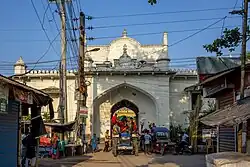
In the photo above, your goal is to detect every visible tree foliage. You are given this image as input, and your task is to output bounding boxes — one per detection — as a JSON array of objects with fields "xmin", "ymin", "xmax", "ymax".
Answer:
[
  {"xmin": 203, "ymin": 28, "xmax": 243, "ymax": 56},
  {"xmin": 203, "ymin": 9, "xmax": 250, "ymax": 56},
  {"xmin": 148, "ymin": 0, "xmax": 157, "ymax": 5},
  {"xmin": 42, "ymin": 111, "xmax": 51, "ymax": 123}
]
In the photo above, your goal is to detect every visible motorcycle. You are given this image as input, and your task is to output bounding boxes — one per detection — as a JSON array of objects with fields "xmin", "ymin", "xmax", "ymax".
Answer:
[
  {"xmin": 179, "ymin": 144, "xmax": 192, "ymax": 155},
  {"xmin": 173, "ymin": 141, "xmax": 192, "ymax": 155}
]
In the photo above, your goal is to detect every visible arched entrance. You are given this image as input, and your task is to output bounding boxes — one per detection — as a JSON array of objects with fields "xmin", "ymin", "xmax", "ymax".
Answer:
[
  {"xmin": 110, "ymin": 99, "xmax": 139, "ymax": 136},
  {"xmin": 92, "ymin": 82, "xmax": 158, "ymax": 138}
]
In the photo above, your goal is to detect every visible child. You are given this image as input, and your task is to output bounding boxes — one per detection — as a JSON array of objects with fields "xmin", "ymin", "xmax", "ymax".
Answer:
[{"xmin": 144, "ymin": 130, "xmax": 151, "ymax": 154}]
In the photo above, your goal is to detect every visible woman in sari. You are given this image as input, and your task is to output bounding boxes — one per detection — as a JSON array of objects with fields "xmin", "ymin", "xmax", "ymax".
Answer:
[{"xmin": 91, "ymin": 133, "xmax": 98, "ymax": 153}]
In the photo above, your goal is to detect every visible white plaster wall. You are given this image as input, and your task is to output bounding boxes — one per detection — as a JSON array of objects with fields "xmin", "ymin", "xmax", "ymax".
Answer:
[
  {"xmin": 89, "ymin": 75, "xmax": 170, "ymax": 129},
  {"xmin": 99, "ymin": 102, "xmax": 111, "ymax": 137},
  {"xmin": 169, "ymin": 78, "xmax": 198, "ymax": 128},
  {"xmin": 17, "ymin": 77, "xmax": 77, "ymax": 122}
]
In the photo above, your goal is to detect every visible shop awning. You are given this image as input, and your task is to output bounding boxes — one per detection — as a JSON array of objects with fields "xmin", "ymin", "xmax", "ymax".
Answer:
[
  {"xmin": 200, "ymin": 97, "xmax": 250, "ymax": 126},
  {"xmin": 44, "ymin": 121, "xmax": 76, "ymax": 132},
  {"xmin": 0, "ymin": 74, "xmax": 53, "ymax": 106}
]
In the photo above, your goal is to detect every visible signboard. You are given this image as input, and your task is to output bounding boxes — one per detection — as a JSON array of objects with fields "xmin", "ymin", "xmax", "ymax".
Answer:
[
  {"xmin": 115, "ymin": 107, "xmax": 136, "ymax": 118},
  {"xmin": 79, "ymin": 106, "xmax": 88, "ymax": 117}
]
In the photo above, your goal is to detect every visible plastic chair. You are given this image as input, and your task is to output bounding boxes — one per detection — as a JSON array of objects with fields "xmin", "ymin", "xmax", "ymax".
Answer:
[
  {"xmin": 206, "ymin": 138, "xmax": 214, "ymax": 154},
  {"xmin": 59, "ymin": 141, "xmax": 66, "ymax": 157}
]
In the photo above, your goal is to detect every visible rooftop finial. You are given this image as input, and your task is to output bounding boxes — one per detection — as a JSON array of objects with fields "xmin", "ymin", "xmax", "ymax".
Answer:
[
  {"xmin": 122, "ymin": 29, "xmax": 127, "ymax": 37},
  {"xmin": 15, "ymin": 56, "xmax": 25, "ymax": 65}
]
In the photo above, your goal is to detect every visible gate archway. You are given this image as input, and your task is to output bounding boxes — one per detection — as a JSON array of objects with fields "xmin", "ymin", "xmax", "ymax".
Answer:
[
  {"xmin": 92, "ymin": 82, "xmax": 158, "ymax": 137},
  {"xmin": 110, "ymin": 99, "xmax": 139, "ymax": 137}
]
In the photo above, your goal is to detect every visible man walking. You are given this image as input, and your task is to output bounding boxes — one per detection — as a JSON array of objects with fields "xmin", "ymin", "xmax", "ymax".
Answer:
[{"xmin": 22, "ymin": 132, "xmax": 37, "ymax": 167}]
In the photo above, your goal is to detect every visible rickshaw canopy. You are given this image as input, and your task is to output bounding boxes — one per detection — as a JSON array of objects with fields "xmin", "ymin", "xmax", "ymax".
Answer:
[{"xmin": 152, "ymin": 127, "xmax": 169, "ymax": 133}]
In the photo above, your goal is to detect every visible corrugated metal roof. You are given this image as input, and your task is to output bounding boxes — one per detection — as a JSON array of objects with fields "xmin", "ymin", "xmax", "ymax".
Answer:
[
  {"xmin": 0, "ymin": 74, "xmax": 52, "ymax": 105},
  {"xmin": 200, "ymin": 96, "xmax": 250, "ymax": 126},
  {"xmin": 196, "ymin": 57, "xmax": 240, "ymax": 75}
]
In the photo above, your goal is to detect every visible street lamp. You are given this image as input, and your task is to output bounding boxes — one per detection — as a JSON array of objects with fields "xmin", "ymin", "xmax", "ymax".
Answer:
[{"xmin": 86, "ymin": 48, "xmax": 100, "ymax": 53}]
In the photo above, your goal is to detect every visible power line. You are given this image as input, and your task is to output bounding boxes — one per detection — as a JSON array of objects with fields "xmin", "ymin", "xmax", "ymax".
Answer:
[
  {"xmin": 0, "ymin": 17, "xmax": 240, "ymax": 33},
  {"xmin": 0, "ymin": 25, "xmax": 240, "ymax": 42},
  {"xmin": 30, "ymin": 0, "xmax": 60, "ymax": 57},
  {"xmin": 86, "ymin": 7, "xmax": 242, "ymax": 19},
  {"xmin": 10, "ymin": 32, "xmax": 61, "ymax": 77},
  {"xmin": 168, "ymin": 17, "xmax": 227, "ymax": 47},
  {"xmin": 87, "ymin": 25, "xmax": 240, "ymax": 40},
  {"xmin": 88, "ymin": 16, "xmax": 240, "ymax": 30},
  {"xmin": 13, "ymin": 0, "xmax": 63, "ymax": 77},
  {"xmin": 0, "ymin": 29, "xmax": 47, "ymax": 32},
  {"xmin": 0, "ymin": 53, "xmax": 240, "ymax": 66}
]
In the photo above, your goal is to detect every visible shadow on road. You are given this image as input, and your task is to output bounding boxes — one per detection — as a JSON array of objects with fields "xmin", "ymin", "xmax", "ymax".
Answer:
[
  {"xmin": 136, "ymin": 154, "xmax": 206, "ymax": 167},
  {"xmin": 39, "ymin": 155, "xmax": 93, "ymax": 167}
]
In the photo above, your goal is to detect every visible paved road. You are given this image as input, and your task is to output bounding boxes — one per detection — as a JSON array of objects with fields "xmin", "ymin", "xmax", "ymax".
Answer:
[{"xmin": 39, "ymin": 152, "xmax": 206, "ymax": 167}]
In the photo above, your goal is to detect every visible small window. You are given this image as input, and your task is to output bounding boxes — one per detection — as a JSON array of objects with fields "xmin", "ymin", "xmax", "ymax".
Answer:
[
  {"xmin": 156, "ymin": 132, "xmax": 168, "ymax": 138},
  {"xmin": 0, "ymin": 98, "xmax": 8, "ymax": 113}
]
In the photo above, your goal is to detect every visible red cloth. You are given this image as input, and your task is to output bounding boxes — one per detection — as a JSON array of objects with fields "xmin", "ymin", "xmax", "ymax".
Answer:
[
  {"xmin": 133, "ymin": 122, "xmax": 137, "ymax": 131},
  {"xmin": 119, "ymin": 121, "xmax": 127, "ymax": 132},
  {"xmin": 40, "ymin": 137, "xmax": 51, "ymax": 146},
  {"xmin": 111, "ymin": 115, "xmax": 117, "ymax": 125}
]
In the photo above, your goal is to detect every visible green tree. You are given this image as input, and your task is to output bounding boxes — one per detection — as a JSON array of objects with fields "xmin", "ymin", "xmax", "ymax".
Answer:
[
  {"xmin": 23, "ymin": 114, "xmax": 31, "ymax": 121},
  {"xmin": 42, "ymin": 111, "xmax": 51, "ymax": 123},
  {"xmin": 203, "ymin": 10, "xmax": 250, "ymax": 56},
  {"xmin": 247, "ymin": 52, "xmax": 250, "ymax": 60},
  {"xmin": 148, "ymin": 0, "xmax": 157, "ymax": 5}
]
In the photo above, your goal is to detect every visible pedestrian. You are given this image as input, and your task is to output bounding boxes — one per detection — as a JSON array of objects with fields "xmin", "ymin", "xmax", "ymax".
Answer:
[
  {"xmin": 51, "ymin": 133, "xmax": 60, "ymax": 159},
  {"xmin": 103, "ymin": 130, "xmax": 109, "ymax": 152},
  {"xmin": 21, "ymin": 128, "xmax": 29, "ymax": 167},
  {"xmin": 22, "ymin": 132, "xmax": 37, "ymax": 167},
  {"xmin": 144, "ymin": 130, "xmax": 151, "ymax": 154},
  {"xmin": 91, "ymin": 133, "xmax": 98, "ymax": 153}
]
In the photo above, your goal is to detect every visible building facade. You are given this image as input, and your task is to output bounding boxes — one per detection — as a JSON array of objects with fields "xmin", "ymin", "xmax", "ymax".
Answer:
[{"xmin": 13, "ymin": 30, "xmax": 198, "ymax": 137}]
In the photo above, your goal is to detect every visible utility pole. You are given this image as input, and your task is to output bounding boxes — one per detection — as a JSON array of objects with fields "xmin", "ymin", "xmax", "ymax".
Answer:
[
  {"xmin": 75, "ymin": 11, "xmax": 87, "ymax": 150},
  {"xmin": 59, "ymin": 0, "xmax": 68, "ymax": 124},
  {"xmin": 240, "ymin": 0, "xmax": 248, "ymax": 153},
  {"xmin": 79, "ymin": 12, "xmax": 86, "ymax": 104}
]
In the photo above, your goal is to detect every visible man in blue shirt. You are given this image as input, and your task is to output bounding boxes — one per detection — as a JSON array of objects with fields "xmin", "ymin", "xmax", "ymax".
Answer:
[{"xmin": 144, "ymin": 130, "xmax": 151, "ymax": 154}]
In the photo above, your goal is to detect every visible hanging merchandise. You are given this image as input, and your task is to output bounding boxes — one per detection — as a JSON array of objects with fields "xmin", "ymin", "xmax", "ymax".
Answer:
[{"xmin": 13, "ymin": 87, "xmax": 33, "ymax": 104}]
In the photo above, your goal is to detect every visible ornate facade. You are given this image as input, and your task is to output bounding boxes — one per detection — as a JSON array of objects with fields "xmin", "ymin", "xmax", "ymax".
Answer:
[{"xmin": 13, "ymin": 30, "xmax": 198, "ymax": 137}]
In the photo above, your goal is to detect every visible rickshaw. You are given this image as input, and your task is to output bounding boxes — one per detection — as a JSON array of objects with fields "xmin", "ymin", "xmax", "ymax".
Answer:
[{"xmin": 151, "ymin": 127, "xmax": 169, "ymax": 155}]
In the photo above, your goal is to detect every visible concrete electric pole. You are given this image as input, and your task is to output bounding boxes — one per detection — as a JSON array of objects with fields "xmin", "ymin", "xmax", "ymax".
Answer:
[
  {"xmin": 49, "ymin": 0, "xmax": 68, "ymax": 124},
  {"xmin": 240, "ymin": 0, "xmax": 249, "ymax": 153},
  {"xmin": 60, "ymin": 0, "xmax": 68, "ymax": 124},
  {"xmin": 75, "ymin": 11, "xmax": 87, "ymax": 150}
]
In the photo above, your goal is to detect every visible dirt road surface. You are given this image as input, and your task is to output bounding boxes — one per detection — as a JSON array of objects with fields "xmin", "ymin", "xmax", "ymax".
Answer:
[{"xmin": 39, "ymin": 151, "xmax": 206, "ymax": 167}]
